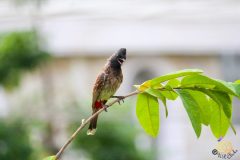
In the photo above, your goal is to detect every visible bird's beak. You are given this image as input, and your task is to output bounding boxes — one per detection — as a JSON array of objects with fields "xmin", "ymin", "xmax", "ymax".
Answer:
[{"xmin": 117, "ymin": 58, "xmax": 126, "ymax": 65}]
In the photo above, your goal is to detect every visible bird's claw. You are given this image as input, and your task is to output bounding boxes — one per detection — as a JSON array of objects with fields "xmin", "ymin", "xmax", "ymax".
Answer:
[
  {"xmin": 111, "ymin": 96, "xmax": 125, "ymax": 105},
  {"xmin": 103, "ymin": 105, "xmax": 109, "ymax": 112},
  {"xmin": 117, "ymin": 96, "xmax": 125, "ymax": 105}
]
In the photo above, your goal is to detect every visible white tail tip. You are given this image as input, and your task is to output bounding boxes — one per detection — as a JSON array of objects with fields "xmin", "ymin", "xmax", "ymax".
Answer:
[{"xmin": 87, "ymin": 129, "xmax": 96, "ymax": 136}]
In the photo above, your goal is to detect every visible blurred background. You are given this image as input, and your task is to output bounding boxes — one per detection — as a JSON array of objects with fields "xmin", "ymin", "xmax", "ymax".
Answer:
[{"xmin": 0, "ymin": 0, "xmax": 240, "ymax": 160}]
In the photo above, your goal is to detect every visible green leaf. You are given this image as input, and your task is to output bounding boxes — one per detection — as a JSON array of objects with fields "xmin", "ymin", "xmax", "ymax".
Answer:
[
  {"xmin": 181, "ymin": 75, "xmax": 238, "ymax": 96},
  {"xmin": 216, "ymin": 79, "xmax": 239, "ymax": 96},
  {"xmin": 166, "ymin": 79, "xmax": 180, "ymax": 88},
  {"xmin": 145, "ymin": 88, "xmax": 166, "ymax": 105},
  {"xmin": 160, "ymin": 80, "xmax": 180, "ymax": 100},
  {"xmin": 161, "ymin": 90, "xmax": 178, "ymax": 100},
  {"xmin": 231, "ymin": 83, "xmax": 240, "ymax": 97},
  {"xmin": 196, "ymin": 89, "xmax": 232, "ymax": 119},
  {"xmin": 230, "ymin": 122, "xmax": 237, "ymax": 135},
  {"xmin": 145, "ymin": 88, "xmax": 168, "ymax": 117},
  {"xmin": 209, "ymin": 99, "xmax": 230, "ymax": 139},
  {"xmin": 177, "ymin": 89, "xmax": 202, "ymax": 138},
  {"xmin": 163, "ymin": 103, "xmax": 168, "ymax": 118},
  {"xmin": 194, "ymin": 89, "xmax": 236, "ymax": 135},
  {"xmin": 151, "ymin": 69, "xmax": 203, "ymax": 86},
  {"xmin": 136, "ymin": 93, "xmax": 159, "ymax": 137},
  {"xmin": 43, "ymin": 156, "xmax": 56, "ymax": 160},
  {"xmin": 186, "ymin": 90, "xmax": 212, "ymax": 126},
  {"xmin": 234, "ymin": 80, "xmax": 240, "ymax": 84}
]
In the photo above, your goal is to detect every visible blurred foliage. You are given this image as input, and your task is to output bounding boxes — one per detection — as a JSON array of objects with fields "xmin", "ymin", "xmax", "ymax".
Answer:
[
  {"xmin": 0, "ymin": 31, "xmax": 50, "ymax": 90},
  {"xmin": 70, "ymin": 120, "xmax": 154, "ymax": 160},
  {"xmin": 0, "ymin": 119, "xmax": 34, "ymax": 160},
  {"xmin": 10, "ymin": 0, "xmax": 47, "ymax": 7}
]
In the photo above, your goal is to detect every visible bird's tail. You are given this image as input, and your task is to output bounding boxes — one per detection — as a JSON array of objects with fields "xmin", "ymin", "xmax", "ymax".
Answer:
[{"xmin": 87, "ymin": 111, "xmax": 98, "ymax": 136}]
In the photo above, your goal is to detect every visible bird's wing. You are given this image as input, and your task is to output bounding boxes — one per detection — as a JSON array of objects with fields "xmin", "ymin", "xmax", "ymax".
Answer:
[{"xmin": 92, "ymin": 72, "xmax": 108, "ymax": 107}]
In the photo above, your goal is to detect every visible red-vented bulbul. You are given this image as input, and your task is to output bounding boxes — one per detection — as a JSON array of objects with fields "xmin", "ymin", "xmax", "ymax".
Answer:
[{"xmin": 87, "ymin": 48, "xmax": 126, "ymax": 135}]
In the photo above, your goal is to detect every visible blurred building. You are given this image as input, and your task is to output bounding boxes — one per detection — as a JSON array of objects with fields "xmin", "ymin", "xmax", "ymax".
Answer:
[{"xmin": 0, "ymin": 0, "xmax": 240, "ymax": 160}]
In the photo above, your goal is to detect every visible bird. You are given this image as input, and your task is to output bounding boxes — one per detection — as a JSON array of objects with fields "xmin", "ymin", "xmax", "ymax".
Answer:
[{"xmin": 87, "ymin": 48, "xmax": 127, "ymax": 135}]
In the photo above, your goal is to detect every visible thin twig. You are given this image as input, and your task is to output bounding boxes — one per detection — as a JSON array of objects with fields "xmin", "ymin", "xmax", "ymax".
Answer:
[{"xmin": 55, "ymin": 90, "xmax": 140, "ymax": 160}]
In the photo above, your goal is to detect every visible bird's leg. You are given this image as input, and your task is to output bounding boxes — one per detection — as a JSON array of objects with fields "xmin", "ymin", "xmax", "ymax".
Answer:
[
  {"xmin": 111, "ymin": 96, "xmax": 125, "ymax": 104},
  {"xmin": 101, "ymin": 100, "xmax": 108, "ymax": 112}
]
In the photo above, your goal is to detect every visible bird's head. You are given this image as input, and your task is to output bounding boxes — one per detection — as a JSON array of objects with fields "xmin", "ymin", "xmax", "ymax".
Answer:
[{"xmin": 109, "ymin": 48, "xmax": 127, "ymax": 67}]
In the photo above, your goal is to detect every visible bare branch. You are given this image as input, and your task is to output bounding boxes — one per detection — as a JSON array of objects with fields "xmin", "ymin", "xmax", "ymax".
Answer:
[{"xmin": 55, "ymin": 90, "xmax": 140, "ymax": 160}]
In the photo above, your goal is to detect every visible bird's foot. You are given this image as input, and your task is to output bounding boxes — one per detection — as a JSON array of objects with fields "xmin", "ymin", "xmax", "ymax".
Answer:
[
  {"xmin": 111, "ymin": 96, "xmax": 125, "ymax": 104},
  {"xmin": 102, "ymin": 104, "xmax": 109, "ymax": 112}
]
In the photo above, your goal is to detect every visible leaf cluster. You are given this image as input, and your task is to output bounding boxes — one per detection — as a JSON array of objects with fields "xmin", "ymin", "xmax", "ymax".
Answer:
[{"xmin": 135, "ymin": 69, "xmax": 240, "ymax": 138}]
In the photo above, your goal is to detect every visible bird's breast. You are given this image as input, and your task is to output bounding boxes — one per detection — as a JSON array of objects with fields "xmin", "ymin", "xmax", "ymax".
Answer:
[{"xmin": 99, "ymin": 72, "xmax": 123, "ymax": 100}]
